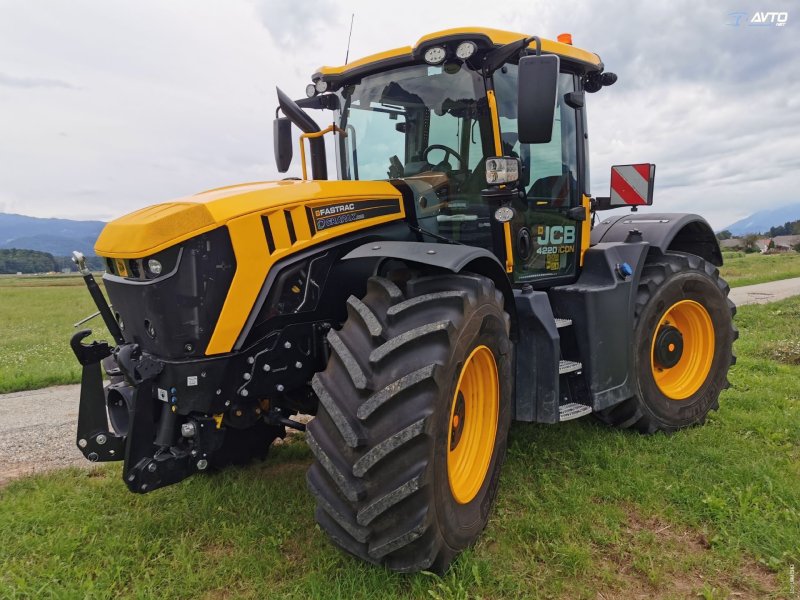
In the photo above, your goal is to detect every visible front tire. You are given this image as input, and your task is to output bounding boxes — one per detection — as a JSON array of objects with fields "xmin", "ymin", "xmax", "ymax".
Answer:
[
  {"xmin": 597, "ymin": 251, "xmax": 737, "ymax": 433},
  {"xmin": 306, "ymin": 273, "xmax": 512, "ymax": 573}
]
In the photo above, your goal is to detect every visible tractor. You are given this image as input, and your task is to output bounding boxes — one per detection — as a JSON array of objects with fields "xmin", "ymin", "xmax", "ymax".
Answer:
[{"xmin": 70, "ymin": 28, "xmax": 736, "ymax": 573}]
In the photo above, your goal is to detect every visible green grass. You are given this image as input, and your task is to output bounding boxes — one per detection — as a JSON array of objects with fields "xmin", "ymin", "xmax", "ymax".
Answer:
[
  {"xmin": 0, "ymin": 274, "xmax": 110, "ymax": 393},
  {"xmin": 2, "ymin": 298, "xmax": 799, "ymax": 599},
  {"xmin": 720, "ymin": 251, "xmax": 800, "ymax": 287}
]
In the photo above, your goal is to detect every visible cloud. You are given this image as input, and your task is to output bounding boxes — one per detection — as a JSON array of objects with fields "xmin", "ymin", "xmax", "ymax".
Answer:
[
  {"xmin": 0, "ymin": 72, "xmax": 77, "ymax": 89},
  {"xmin": 0, "ymin": 0, "xmax": 795, "ymax": 231},
  {"xmin": 255, "ymin": 0, "xmax": 343, "ymax": 44}
]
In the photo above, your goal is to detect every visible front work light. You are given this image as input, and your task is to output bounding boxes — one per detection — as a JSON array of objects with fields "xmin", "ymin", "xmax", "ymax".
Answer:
[
  {"xmin": 305, "ymin": 83, "xmax": 317, "ymax": 98},
  {"xmin": 455, "ymin": 41, "xmax": 477, "ymax": 60},
  {"xmin": 315, "ymin": 79, "xmax": 328, "ymax": 93},
  {"xmin": 485, "ymin": 157, "xmax": 520, "ymax": 185},
  {"xmin": 147, "ymin": 259, "xmax": 163, "ymax": 276},
  {"xmin": 424, "ymin": 46, "xmax": 446, "ymax": 64}
]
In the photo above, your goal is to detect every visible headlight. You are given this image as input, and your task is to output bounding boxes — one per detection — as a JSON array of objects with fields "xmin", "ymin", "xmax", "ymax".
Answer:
[
  {"xmin": 485, "ymin": 157, "xmax": 520, "ymax": 185},
  {"xmin": 494, "ymin": 206, "xmax": 515, "ymax": 223},
  {"xmin": 315, "ymin": 79, "xmax": 328, "ymax": 93},
  {"xmin": 305, "ymin": 83, "xmax": 317, "ymax": 98},
  {"xmin": 147, "ymin": 259, "xmax": 163, "ymax": 276},
  {"xmin": 424, "ymin": 46, "xmax": 446, "ymax": 65},
  {"xmin": 455, "ymin": 41, "xmax": 477, "ymax": 60}
]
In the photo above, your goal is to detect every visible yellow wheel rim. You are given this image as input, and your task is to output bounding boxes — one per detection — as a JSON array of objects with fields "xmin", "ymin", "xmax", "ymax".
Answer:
[
  {"xmin": 650, "ymin": 300, "xmax": 715, "ymax": 400},
  {"xmin": 447, "ymin": 345, "xmax": 499, "ymax": 504}
]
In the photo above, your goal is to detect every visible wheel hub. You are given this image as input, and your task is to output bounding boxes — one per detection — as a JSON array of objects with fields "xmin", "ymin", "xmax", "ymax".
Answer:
[
  {"xmin": 653, "ymin": 324, "xmax": 683, "ymax": 369},
  {"xmin": 450, "ymin": 392, "xmax": 466, "ymax": 451}
]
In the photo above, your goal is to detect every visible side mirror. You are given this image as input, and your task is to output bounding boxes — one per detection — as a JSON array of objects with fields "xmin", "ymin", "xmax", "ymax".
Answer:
[
  {"xmin": 596, "ymin": 164, "xmax": 656, "ymax": 209},
  {"xmin": 273, "ymin": 117, "xmax": 293, "ymax": 173},
  {"xmin": 517, "ymin": 54, "xmax": 560, "ymax": 144}
]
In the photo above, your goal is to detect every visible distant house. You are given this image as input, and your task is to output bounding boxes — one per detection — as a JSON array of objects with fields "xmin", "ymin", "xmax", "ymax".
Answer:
[
  {"xmin": 719, "ymin": 238, "xmax": 744, "ymax": 250},
  {"xmin": 759, "ymin": 235, "xmax": 800, "ymax": 254}
]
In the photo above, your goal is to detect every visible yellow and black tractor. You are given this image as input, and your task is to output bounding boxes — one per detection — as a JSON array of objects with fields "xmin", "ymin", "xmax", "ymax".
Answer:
[{"xmin": 70, "ymin": 28, "xmax": 736, "ymax": 573}]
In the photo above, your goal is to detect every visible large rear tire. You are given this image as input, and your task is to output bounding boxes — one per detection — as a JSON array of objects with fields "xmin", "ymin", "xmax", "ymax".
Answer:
[
  {"xmin": 306, "ymin": 273, "xmax": 512, "ymax": 573},
  {"xmin": 596, "ymin": 251, "xmax": 737, "ymax": 433}
]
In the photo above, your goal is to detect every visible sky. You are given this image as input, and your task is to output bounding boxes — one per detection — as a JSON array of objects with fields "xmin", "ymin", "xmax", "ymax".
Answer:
[{"xmin": 0, "ymin": 0, "xmax": 797, "ymax": 229}]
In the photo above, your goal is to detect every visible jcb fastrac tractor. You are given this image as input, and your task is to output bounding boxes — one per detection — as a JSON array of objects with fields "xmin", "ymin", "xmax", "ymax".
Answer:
[{"xmin": 71, "ymin": 28, "xmax": 736, "ymax": 573}]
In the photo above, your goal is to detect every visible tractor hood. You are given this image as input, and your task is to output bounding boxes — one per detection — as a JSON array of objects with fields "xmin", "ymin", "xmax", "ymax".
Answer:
[{"xmin": 95, "ymin": 179, "xmax": 402, "ymax": 259}]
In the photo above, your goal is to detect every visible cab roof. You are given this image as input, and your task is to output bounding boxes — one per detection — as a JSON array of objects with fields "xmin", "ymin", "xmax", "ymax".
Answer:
[{"xmin": 314, "ymin": 27, "xmax": 602, "ymax": 83}]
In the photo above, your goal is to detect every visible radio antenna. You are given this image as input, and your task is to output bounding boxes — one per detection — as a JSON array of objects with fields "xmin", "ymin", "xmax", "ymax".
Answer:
[{"xmin": 345, "ymin": 13, "xmax": 355, "ymax": 65}]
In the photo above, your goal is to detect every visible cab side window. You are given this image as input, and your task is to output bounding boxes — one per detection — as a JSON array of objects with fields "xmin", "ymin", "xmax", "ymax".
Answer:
[{"xmin": 494, "ymin": 67, "xmax": 579, "ymax": 207}]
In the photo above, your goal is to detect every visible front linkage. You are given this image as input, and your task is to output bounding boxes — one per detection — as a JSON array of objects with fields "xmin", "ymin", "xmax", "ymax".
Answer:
[
  {"xmin": 70, "ymin": 252, "xmax": 312, "ymax": 493},
  {"xmin": 70, "ymin": 253, "xmax": 225, "ymax": 492},
  {"xmin": 71, "ymin": 328, "xmax": 227, "ymax": 492}
]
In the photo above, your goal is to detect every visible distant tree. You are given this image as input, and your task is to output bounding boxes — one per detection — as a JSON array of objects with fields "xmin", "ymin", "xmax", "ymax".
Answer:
[
  {"xmin": 742, "ymin": 234, "xmax": 760, "ymax": 253},
  {"xmin": 0, "ymin": 249, "xmax": 58, "ymax": 274},
  {"xmin": 794, "ymin": 241, "xmax": 800, "ymax": 253},
  {"xmin": 768, "ymin": 239, "xmax": 776, "ymax": 249},
  {"xmin": 716, "ymin": 230, "xmax": 733, "ymax": 240}
]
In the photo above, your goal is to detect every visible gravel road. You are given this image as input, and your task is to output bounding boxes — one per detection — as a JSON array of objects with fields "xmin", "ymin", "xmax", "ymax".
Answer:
[
  {"xmin": 3, "ymin": 276, "xmax": 799, "ymax": 485},
  {"xmin": 0, "ymin": 384, "xmax": 86, "ymax": 485}
]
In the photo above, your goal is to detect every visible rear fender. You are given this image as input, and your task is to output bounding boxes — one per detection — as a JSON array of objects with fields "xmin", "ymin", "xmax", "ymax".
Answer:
[{"xmin": 591, "ymin": 213, "xmax": 723, "ymax": 266}]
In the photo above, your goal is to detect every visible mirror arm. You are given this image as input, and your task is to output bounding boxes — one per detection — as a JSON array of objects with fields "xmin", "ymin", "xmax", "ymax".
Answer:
[
  {"xmin": 483, "ymin": 35, "xmax": 541, "ymax": 75},
  {"xmin": 276, "ymin": 87, "xmax": 328, "ymax": 180}
]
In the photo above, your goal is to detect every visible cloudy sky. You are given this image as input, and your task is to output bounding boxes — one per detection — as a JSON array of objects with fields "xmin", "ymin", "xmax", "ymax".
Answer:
[{"xmin": 0, "ymin": 0, "xmax": 797, "ymax": 228}]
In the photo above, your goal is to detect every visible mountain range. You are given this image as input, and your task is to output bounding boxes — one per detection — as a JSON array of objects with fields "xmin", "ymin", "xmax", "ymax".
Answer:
[
  {"xmin": 0, "ymin": 213, "xmax": 105, "ymax": 256},
  {"xmin": 722, "ymin": 204, "xmax": 800, "ymax": 236}
]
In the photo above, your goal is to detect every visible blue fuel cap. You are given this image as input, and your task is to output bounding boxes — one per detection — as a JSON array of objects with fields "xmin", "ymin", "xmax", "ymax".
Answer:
[{"xmin": 617, "ymin": 262, "xmax": 633, "ymax": 279}]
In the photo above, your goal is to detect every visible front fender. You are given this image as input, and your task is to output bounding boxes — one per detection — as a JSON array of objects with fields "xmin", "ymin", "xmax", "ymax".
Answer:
[{"xmin": 342, "ymin": 241, "xmax": 517, "ymax": 338}]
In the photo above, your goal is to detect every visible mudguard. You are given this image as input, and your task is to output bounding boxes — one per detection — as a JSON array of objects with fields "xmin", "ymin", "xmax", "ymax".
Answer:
[
  {"xmin": 342, "ymin": 241, "xmax": 517, "ymax": 336},
  {"xmin": 591, "ymin": 212, "xmax": 723, "ymax": 266}
]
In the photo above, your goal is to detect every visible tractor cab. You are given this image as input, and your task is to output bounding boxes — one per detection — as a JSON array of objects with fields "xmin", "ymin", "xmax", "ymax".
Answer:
[{"xmin": 275, "ymin": 28, "xmax": 623, "ymax": 286}]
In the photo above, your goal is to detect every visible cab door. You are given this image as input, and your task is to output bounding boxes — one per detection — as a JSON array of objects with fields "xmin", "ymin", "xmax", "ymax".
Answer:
[{"xmin": 493, "ymin": 67, "xmax": 583, "ymax": 285}]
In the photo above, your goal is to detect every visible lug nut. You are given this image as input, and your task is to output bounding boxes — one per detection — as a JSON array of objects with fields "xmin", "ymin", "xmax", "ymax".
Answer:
[
  {"xmin": 78, "ymin": 438, "xmax": 87, "ymax": 448},
  {"xmin": 263, "ymin": 364, "xmax": 271, "ymax": 372},
  {"xmin": 240, "ymin": 389, "xmax": 249, "ymax": 397},
  {"xmin": 243, "ymin": 373, "xmax": 251, "ymax": 380},
  {"xmin": 88, "ymin": 452, "xmax": 99, "ymax": 462},
  {"xmin": 247, "ymin": 356, "xmax": 255, "ymax": 364},
  {"xmin": 235, "ymin": 410, "xmax": 243, "ymax": 417},
  {"xmin": 284, "ymin": 341, "xmax": 292, "ymax": 349},
  {"xmin": 276, "ymin": 384, "xmax": 285, "ymax": 392},
  {"xmin": 196, "ymin": 459, "xmax": 208, "ymax": 471},
  {"xmin": 147, "ymin": 463, "xmax": 157, "ymax": 472},
  {"xmin": 96, "ymin": 434, "xmax": 107, "ymax": 445},
  {"xmin": 295, "ymin": 361, "xmax": 303, "ymax": 369},
  {"xmin": 181, "ymin": 422, "xmax": 196, "ymax": 438}
]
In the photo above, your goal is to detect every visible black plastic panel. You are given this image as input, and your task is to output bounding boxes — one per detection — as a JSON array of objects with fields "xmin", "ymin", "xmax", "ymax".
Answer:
[{"xmin": 103, "ymin": 227, "xmax": 236, "ymax": 359}]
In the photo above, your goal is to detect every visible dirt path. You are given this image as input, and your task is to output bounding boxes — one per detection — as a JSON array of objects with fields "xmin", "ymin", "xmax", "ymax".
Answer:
[
  {"xmin": 728, "ymin": 276, "xmax": 800, "ymax": 306},
  {"xmin": 3, "ymin": 276, "xmax": 799, "ymax": 486}
]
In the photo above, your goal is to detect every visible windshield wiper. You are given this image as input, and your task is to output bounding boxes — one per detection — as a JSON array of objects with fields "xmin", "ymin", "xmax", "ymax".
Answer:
[{"xmin": 482, "ymin": 36, "xmax": 541, "ymax": 75}]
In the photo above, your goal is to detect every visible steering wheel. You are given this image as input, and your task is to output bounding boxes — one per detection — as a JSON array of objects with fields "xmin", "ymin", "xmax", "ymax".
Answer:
[{"xmin": 423, "ymin": 144, "xmax": 465, "ymax": 172}]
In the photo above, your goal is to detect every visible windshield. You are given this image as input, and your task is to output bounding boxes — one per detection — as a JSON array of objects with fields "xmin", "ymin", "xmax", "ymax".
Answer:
[{"xmin": 334, "ymin": 63, "xmax": 496, "ymax": 246}]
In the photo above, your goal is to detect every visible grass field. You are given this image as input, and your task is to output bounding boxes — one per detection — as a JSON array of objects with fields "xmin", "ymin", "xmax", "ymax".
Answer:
[
  {"xmin": 0, "ymin": 274, "xmax": 109, "ymax": 393},
  {"xmin": 1, "ymin": 252, "xmax": 799, "ymax": 394},
  {"xmin": 720, "ymin": 251, "xmax": 800, "ymax": 287},
  {"xmin": 1, "ymin": 297, "xmax": 798, "ymax": 599}
]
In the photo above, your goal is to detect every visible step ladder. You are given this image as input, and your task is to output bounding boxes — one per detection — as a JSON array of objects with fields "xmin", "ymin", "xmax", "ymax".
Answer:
[{"xmin": 555, "ymin": 318, "xmax": 592, "ymax": 421}]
